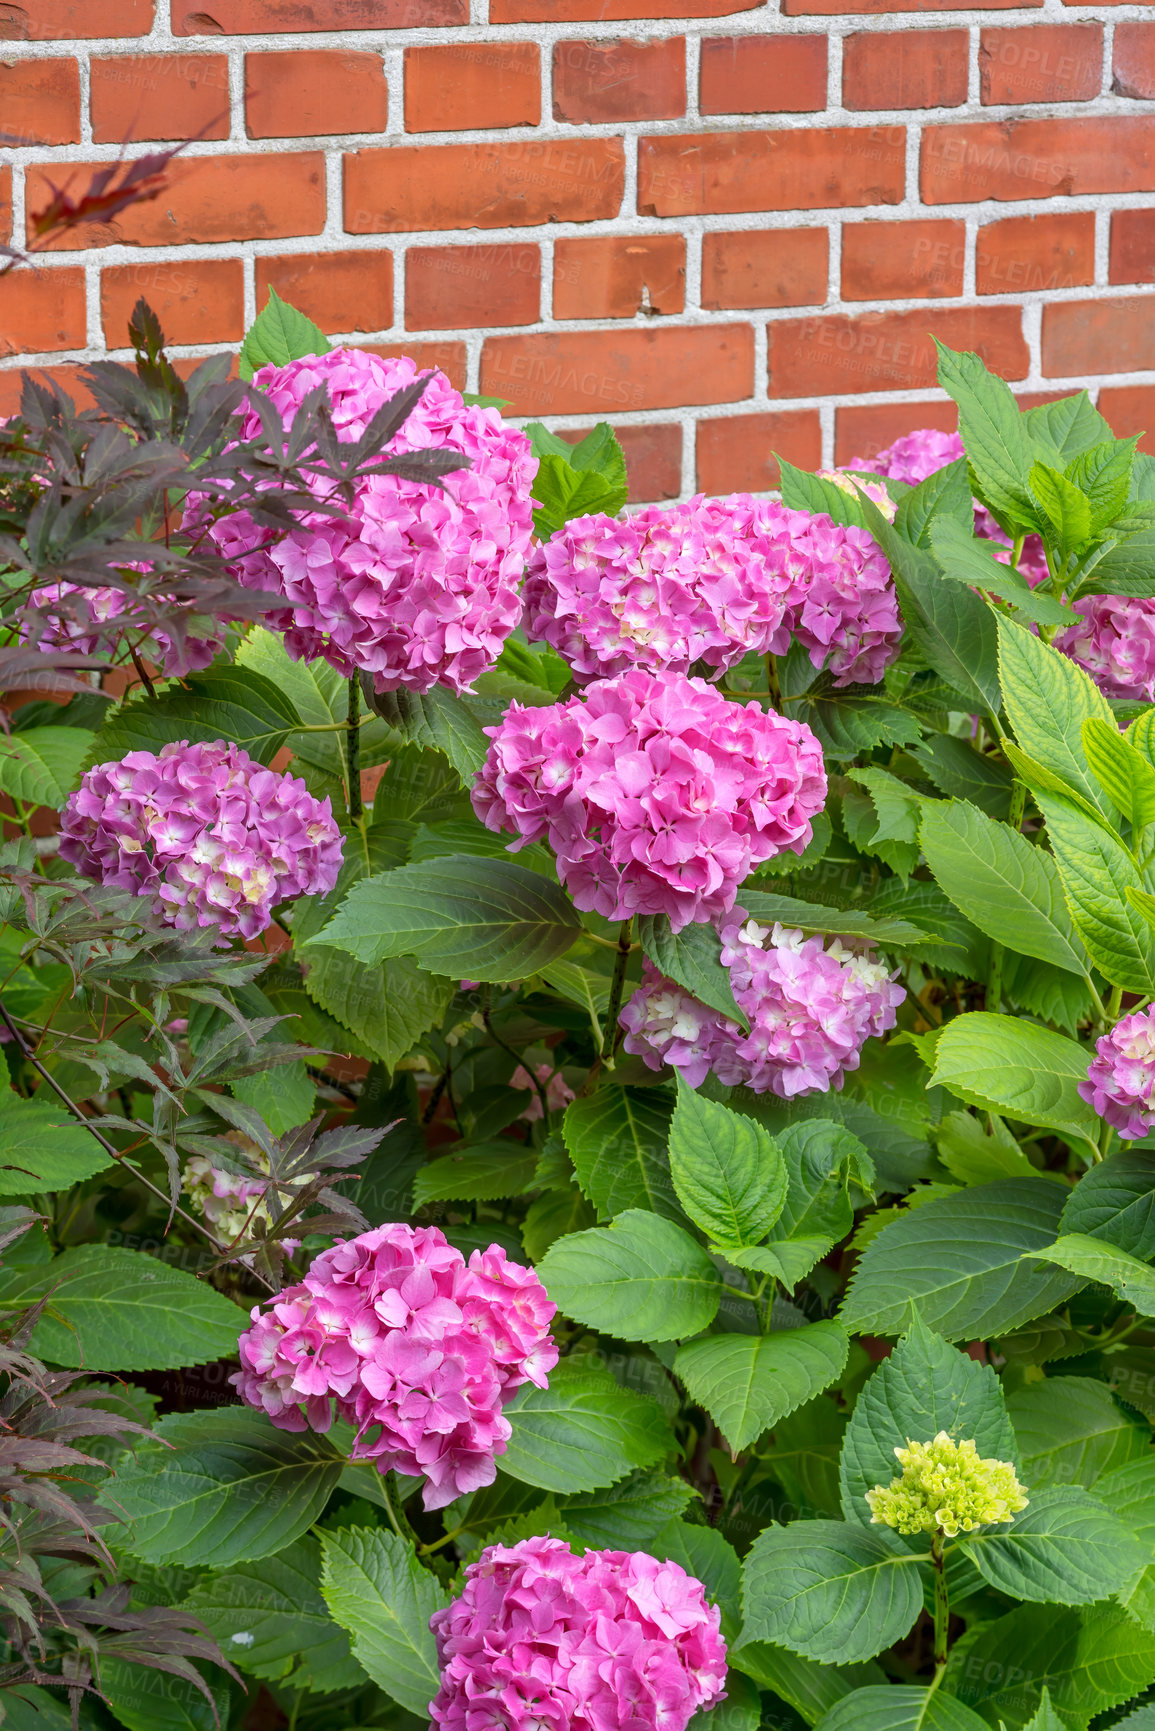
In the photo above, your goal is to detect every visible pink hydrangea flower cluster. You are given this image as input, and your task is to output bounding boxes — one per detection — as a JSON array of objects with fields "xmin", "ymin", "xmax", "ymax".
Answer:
[
  {"xmin": 472, "ymin": 668, "xmax": 827, "ymax": 931},
  {"xmin": 59, "ymin": 740, "xmax": 342, "ymax": 942},
  {"xmin": 621, "ymin": 914, "xmax": 905, "ymax": 1096},
  {"xmin": 25, "ymin": 578, "xmax": 222, "ymax": 677},
  {"xmin": 851, "ymin": 428, "xmax": 1050, "ymax": 584},
  {"xmin": 1053, "ymin": 593, "xmax": 1155, "ymax": 701},
  {"xmin": 198, "ymin": 348, "xmax": 537, "ymax": 694},
  {"xmin": 524, "ymin": 493, "xmax": 901, "ymax": 688},
  {"xmin": 233, "ymin": 1224, "xmax": 557, "ymax": 1510},
  {"xmin": 1079, "ymin": 1009, "xmax": 1155, "ymax": 1139},
  {"xmin": 429, "ymin": 1535, "xmax": 727, "ymax": 1731}
]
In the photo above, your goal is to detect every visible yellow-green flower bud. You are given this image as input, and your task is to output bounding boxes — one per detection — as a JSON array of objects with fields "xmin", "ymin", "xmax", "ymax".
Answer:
[{"xmin": 865, "ymin": 1431, "xmax": 1029, "ymax": 1538}]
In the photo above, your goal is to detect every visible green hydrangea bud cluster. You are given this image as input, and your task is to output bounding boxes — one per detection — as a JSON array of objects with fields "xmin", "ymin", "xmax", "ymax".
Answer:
[{"xmin": 865, "ymin": 1430, "xmax": 1029, "ymax": 1538}]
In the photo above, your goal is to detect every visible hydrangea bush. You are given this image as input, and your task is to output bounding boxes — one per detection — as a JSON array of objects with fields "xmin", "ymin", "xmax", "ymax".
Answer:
[{"xmin": 4, "ymin": 294, "xmax": 1155, "ymax": 1731}]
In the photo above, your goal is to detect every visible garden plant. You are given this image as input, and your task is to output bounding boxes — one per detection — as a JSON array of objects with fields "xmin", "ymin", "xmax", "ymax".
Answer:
[{"xmin": 2, "ymin": 283, "xmax": 1155, "ymax": 1731}]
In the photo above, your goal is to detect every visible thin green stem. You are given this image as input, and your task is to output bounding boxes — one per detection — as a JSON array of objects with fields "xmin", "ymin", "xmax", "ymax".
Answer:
[
  {"xmin": 765, "ymin": 654, "xmax": 781, "ymax": 710},
  {"xmin": 346, "ymin": 676, "xmax": 363, "ymax": 825},
  {"xmin": 931, "ymin": 1532, "xmax": 950, "ymax": 1671},
  {"xmin": 601, "ymin": 918, "xmax": 634, "ymax": 1064},
  {"xmin": 1010, "ymin": 532, "xmax": 1026, "ymax": 574}
]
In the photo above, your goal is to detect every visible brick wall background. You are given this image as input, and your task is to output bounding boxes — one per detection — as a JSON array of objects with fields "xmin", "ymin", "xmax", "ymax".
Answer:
[{"xmin": 2, "ymin": 0, "xmax": 1155, "ymax": 503}]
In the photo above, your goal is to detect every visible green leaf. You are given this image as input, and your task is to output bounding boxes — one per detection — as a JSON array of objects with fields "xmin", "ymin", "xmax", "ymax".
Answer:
[
  {"xmin": 113, "ymin": 1408, "xmax": 342, "ymax": 1566},
  {"xmin": 737, "ymin": 889, "xmax": 934, "ymax": 950},
  {"xmin": 928, "ymin": 1011, "xmax": 1098, "ymax": 1147},
  {"xmin": 1029, "ymin": 461, "xmax": 1093, "ymax": 558},
  {"xmin": 742, "ymin": 1520, "xmax": 926, "ymax": 1665},
  {"xmin": 730, "ymin": 1643, "xmax": 886, "ymax": 1726},
  {"xmin": 668, "ymin": 1079, "xmax": 787, "ymax": 1248},
  {"xmin": 97, "ymin": 1661, "xmax": 228, "ymax": 1731},
  {"xmin": 948, "ymin": 1602, "xmax": 1155, "ymax": 1728},
  {"xmin": 637, "ymin": 914, "xmax": 748, "ymax": 1030},
  {"xmin": 412, "ymin": 1141, "xmax": 539, "ymax": 1205},
  {"xmin": 1062, "ymin": 1150, "xmax": 1155, "ymax": 1259},
  {"xmin": 936, "ymin": 340, "xmax": 1035, "ymax": 526},
  {"xmin": 0, "ymin": 1095, "xmax": 116, "ymax": 1194},
  {"xmin": 1025, "ymin": 1233, "xmax": 1155, "ymax": 1318},
  {"xmin": 920, "ymin": 801, "xmax": 1090, "ymax": 977},
  {"xmin": 362, "ymin": 686, "xmax": 489, "ymax": 787},
  {"xmin": 1019, "ymin": 1686, "xmax": 1069, "ymax": 1731},
  {"xmin": 1034, "ymin": 788, "xmax": 1155, "ymax": 993},
  {"xmin": 928, "ymin": 516, "xmax": 1075, "ymax": 626},
  {"xmin": 527, "ymin": 419, "xmax": 627, "ymax": 488},
  {"xmin": 562, "ymin": 1086, "xmax": 678, "ymax": 1222},
  {"xmin": 935, "ymin": 1110, "xmax": 1048, "ymax": 1188},
  {"xmin": 756, "ymin": 1118, "xmax": 871, "ymax": 1281},
  {"xmin": 0, "ymin": 1245, "xmax": 244, "ymax": 1371},
  {"xmin": 239, "ymin": 287, "xmax": 331, "ymax": 381},
  {"xmin": 778, "ymin": 456, "xmax": 867, "ymax": 528},
  {"xmin": 1024, "ymin": 392, "xmax": 1113, "ymax": 465},
  {"xmin": 318, "ymin": 1526, "xmax": 448, "ymax": 1717},
  {"xmin": 1081, "ymin": 526, "xmax": 1155, "ymax": 597},
  {"xmin": 529, "ymin": 456, "xmax": 630, "ymax": 540},
  {"xmin": 1082, "ymin": 716, "xmax": 1155, "ymax": 830},
  {"xmin": 912, "ymin": 733, "xmax": 1015, "ymax": 819},
  {"xmin": 959, "ymin": 1484, "xmax": 1145, "ymax": 1605},
  {"xmin": 302, "ymin": 949, "xmax": 452, "ymax": 1071},
  {"xmin": 895, "ymin": 457, "xmax": 976, "ymax": 546},
  {"xmin": 996, "ymin": 614, "xmax": 1117, "ymax": 822},
  {"xmin": 185, "ymin": 1536, "xmax": 361, "ymax": 1692},
  {"xmin": 94, "ymin": 666, "xmax": 303, "ymax": 766},
  {"xmin": 1066, "ymin": 436, "xmax": 1137, "ymax": 535},
  {"xmin": 859, "ymin": 494, "xmax": 1002, "ymax": 722},
  {"xmin": 313, "ymin": 854, "xmax": 581, "ymax": 982},
  {"xmin": 1008, "ymin": 1376, "xmax": 1150, "ymax": 1490},
  {"xmin": 1092, "ymin": 1456, "xmax": 1155, "ymax": 1631},
  {"xmin": 653, "ymin": 1517, "xmax": 743, "ymax": 1640},
  {"xmin": 559, "ymin": 1471, "xmax": 695, "ymax": 1549},
  {"xmin": 814, "ymin": 1687, "xmax": 991, "ymax": 1731},
  {"xmin": 536, "ymin": 1208, "xmax": 723, "ymax": 1342},
  {"xmin": 840, "ymin": 1312, "xmax": 1018, "ymax": 1532},
  {"xmin": 840, "ymin": 1178, "xmax": 1081, "ymax": 1341},
  {"xmin": 0, "ymin": 726, "xmax": 93, "ymax": 807},
  {"xmin": 501, "ymin": 1354, "xmax": 674, "ymax": 1492},
  {"xmin": 675, "ymin": 1321, "xmax": 849, "ymax": 1453}
]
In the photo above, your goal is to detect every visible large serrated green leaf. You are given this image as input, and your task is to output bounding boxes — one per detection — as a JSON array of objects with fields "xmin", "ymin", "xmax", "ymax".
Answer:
[
  {"xmin": 936, "ymin": 341, "xmax": 1036, "ymax": 525},
  {"xmin": 814, "ymin": 1687, "xmax": 991, "ymax": 1731},
  {"xmin": 1025, "ymin": 1233, "xmax": 1155, "ymax": 1318},
  {"xmin": 313, "ymin": 854, "xmax": 581, "ymax": 981},
  {"xmin": 363, "ymin": 685, "xmax": 490, "ymax": 786},
  {"xmin": 1082, "ymin": 716, "xmax": 1155, "ymax": 829},
  {"xmin": 1035, "ymin": 788, "xmax": 1155, "ymax": 994},
  {"xmin": 93, "ymin": 666, "xmax": 303, "ymax": 766},
  {"xmin": 303, "ymin": 948, "xmax": 453, "ymax": 1070},
  {"xmin": 0, "ymin": 1245, "xmax": 244, "ymax": 1371},
  {"xmin": 675, "ymin": 1322, "xmax": 849, "ymax": 1453},
  {"xmin": 319, "ymin": 1527, "xmax": 447, "ymax": 1717},
  {"xmin": 537, "ymin": 1208, "xmax": 723, "ymax": 1342},
  {"xmin": 501, "ymin": 1355, "xmax": 673, "ymax": 1492},
  {"xmin": 742, "ymin": 1520, "xmax": 926, "ymax": 1665},
  {"xmin": 637, "ymin": 913, "xmax": 747, "ymax": 1029},
  {"xmin": 1061, "ymin": 1150, "xmax": 1155, "ymax": 1259},
  {"xmin": 947, "ymin": 1602, "xmax": 1155, "ymax": 1728},
  {"xmin": 562, "ymin": 1085, "xmax": 678, "ymax": 1222},
  {"xmin": 239, "ymin": 287, "xmax": 331, "ymax": 381},
  {"xmin": 113, "ymin": 1409, "xmax": 343, "ymax": 1566},
  {"xmin": 928, "ymin": 1012, "xmax": 1099, "ymax": 1147},
  {"xmin": 840, "ymin": 1179, "xmax": 1080, "ymax": 1341},
  {"xmin": 997, "ymin": 615, "xmax": 1117, "ymax": 821},
  {"xmin": 668, "ymin": 1079, "xmax": 787, "ymax": 1248},
  {"xmin": 0, "ymin": 726, "xmax": 94, "ymax": 808},
  {"xmin": 0, "ymin": 1095, "xmax": 116, "ymax": 1194},
  {"xmin": 959, "ymin": 1485, "xmax": 1145, "ymax": 1605},
  {"xmin": 1008, "ymin": 1376, "xmax": 1150, "ymax": 1491}
]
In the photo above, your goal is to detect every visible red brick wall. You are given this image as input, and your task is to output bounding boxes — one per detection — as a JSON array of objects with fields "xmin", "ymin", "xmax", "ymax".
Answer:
[{"xmin": 1, "ymin": 0, "xmax": 1153, "ymax": 500}]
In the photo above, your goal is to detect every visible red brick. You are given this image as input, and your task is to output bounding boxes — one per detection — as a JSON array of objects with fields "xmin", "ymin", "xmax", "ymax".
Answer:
[
  {"xmin": 406, "ymin": 244, "xmax": 540, "ymax": 330},
  {"xmin": 25, "ymin": 153, "xmax": 325, "ymax": 249},
  {"xmin": 0, "ymin": 59, "xmax": 80, "ymax": 146},
  {"xmin": 2, "ymin": 0, "xmax": 153, "ymax": 37},
  {"xmin": 768, "ymin": 305, "xmax": 1028, "ymax": 397},
  {"xmin": 101, "ymin": 258, "xmax": 243, "ymax": 347},
  {"xmin": 0, "ymin": 363, "xmax": 95, "ymax": 416},
  {"xmin": 562, "ymin": 421, "xmax": 682, "ymax": 502},
  {"xmin": 245, "ymin": 50, "xmax": 387, "ymax": 138},
  {"xmin": 1042, "ymin": 296, "xmax": 1155, "ymax": 378},
  {"xmin": 404, "ymin": 44, "xmax": 540, "ymax": 132},
  {"xmin": 699, "ymin": 34, "xmax": 827, "ymax": 114},
  {"xmin": 922, "ymin": 117, "xmax": 1155, "ymax": 204},
  {"xmin": 843, "ymin": 29, "xmax": 967, "ymax": 109},
  {"xmin": 480, "ymin": 325, "xmax": 753, "ymax": 416},
  {"xmin": 978, "ymin": 211, "xmax": 1094, "ymax": 293},
  {"xmin": 90, "ymin": 53, "xmax": 229, "ymax": 144},
  {"xmin": 638, "ymin": 127, "xmax": 904, "ymax": 217},
  {"xmin": 697, "ymin": 409, "xmax": 822, "ymax": 493},
  {"xmin": 346, "ymin": 140, "xmax": 624, "ymax": 233},
  {"xmin": 834, "ymin": 399, "xmax": 957, "ymax": 467},
  {"xmin": 979, "ymin": 25, "xmax": 1102, "ymax": 104},
  {"xmin": 1114, "ymin": 23, "xmax": 1155, "ymax": 99},
  {"xmin": 554, "ymin": 236, "xmax": 685, "ymax": 318},
  {"xmin": 1111, "ymin": 211, "xmax": 1155, "ymax": 286},
  {"xmin": 362, "ymin": 341, "xmax": 466, "ymax": 391},
  {"xmin": 256, "ymin": 251, "xmax": 393, "ymax": 335},
  {"xmin": 0, "ymin": 268, "xmax": 85, "ymax": 356},
  {"xmin": 493, "ymin": 0, "xmax": 760, "ymax": 22},
  {"xmin": 554, "ymin": 38, "xmax": 685, "ymax": 123},
  {"xmin": 174, "ymin": 0, "xmax": 464, "ymax": 32},
  {"xmin": 842, "ymin": 218, "xmax": 964, "ymax": 300},
  {"xmin": 787, "ymin": 0, "xmax": 1031, "ymax": 13},
  {"xmin": 1097, "ymin": 387, "xmax": 1155, "ymax": 456},
  {"xmin": 701, "ymin": 229, "xmax": 827, "ymax": 309}
]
